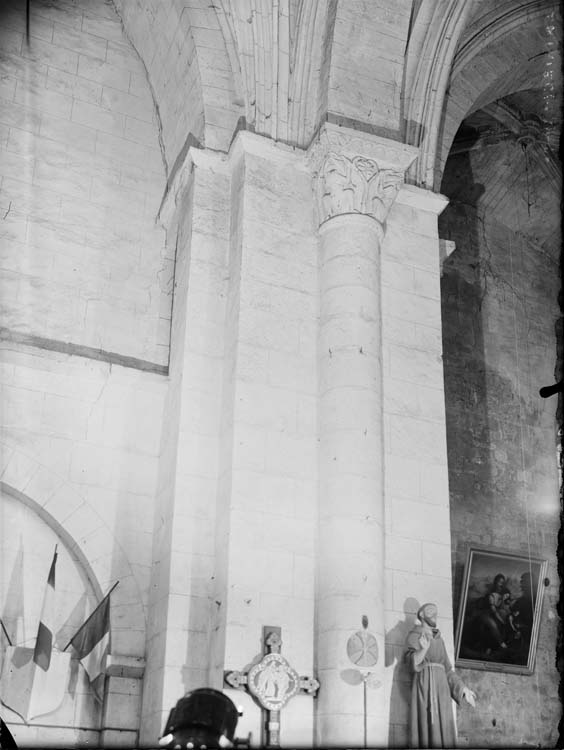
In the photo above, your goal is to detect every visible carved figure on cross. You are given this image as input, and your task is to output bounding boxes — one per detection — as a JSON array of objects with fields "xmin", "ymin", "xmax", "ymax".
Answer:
[{"xmin": 224, "ymin": 627, "xmax": 319, "ymax": 747}]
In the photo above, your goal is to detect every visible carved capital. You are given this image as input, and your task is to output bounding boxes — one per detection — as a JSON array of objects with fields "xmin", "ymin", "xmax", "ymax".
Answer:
[
  {"xmin": 308, "ymin": 123, "xmax": 418, "ymax": 228},
  {"xmin": 315, "ymin": 152, "xmax": 404, "ymax": 226}
]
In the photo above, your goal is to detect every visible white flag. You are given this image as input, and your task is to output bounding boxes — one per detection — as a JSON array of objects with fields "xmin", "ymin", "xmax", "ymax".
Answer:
[{"xmin": 0, "ymin": 645, "xmax": 70, "ymax": 722}]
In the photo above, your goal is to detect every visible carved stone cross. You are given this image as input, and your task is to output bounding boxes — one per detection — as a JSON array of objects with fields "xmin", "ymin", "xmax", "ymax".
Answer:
[{"xmin": 224, "ymin": 626, "xmax": 320, "ymax": 747}]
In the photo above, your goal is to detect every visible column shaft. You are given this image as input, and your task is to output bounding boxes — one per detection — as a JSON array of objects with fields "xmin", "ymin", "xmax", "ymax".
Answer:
[
  {"xmin": 316, "ymin": 214, "xmax": 386, "ymax": 746},
  {"xmin": 308, "ymin": 123, "xmax": 418, "ymax": 747}
]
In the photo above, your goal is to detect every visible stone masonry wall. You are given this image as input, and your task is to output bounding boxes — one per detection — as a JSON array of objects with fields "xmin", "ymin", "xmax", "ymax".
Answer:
[
  {"xmin": 328, "ymin": 0, "xmax": 412, "ymax": 135},
  {"xmin": 113, "ymin": 0, "xmax": 240, "ymax": 157},
  {"xmin": 381, "ymin": 189, "xmax": 455, "ymax": 748},
  {"xmin": 0, "ymin": 341, "xmax": 166, "ymax": 746},
  {"xmin": 440, "ymin": 158, "xmax": 560, "ymax": 746},
  {"xmin": 215, "ymin": 134, "xmax": 318, "ymax": 748},
  {"xmin": 0, "ymin": 0, "xmax": 170, "ymax": 366},
  {"xmin": 141, "ymin": 152, "xmax": 232, "ymax": 744}
]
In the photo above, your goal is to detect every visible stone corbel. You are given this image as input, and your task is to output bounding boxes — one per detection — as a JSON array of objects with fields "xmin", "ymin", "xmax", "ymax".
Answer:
[
  {"xmin": 307, "ymin": 123, "xmax": 419, "ymax": 229},
  {"xmin": 157, "ymin": 146, "xmax": 228, "ymax": 230},
  {"xmin": 105, "ymin": 653, "xmax": 145, "ymax": 679}
]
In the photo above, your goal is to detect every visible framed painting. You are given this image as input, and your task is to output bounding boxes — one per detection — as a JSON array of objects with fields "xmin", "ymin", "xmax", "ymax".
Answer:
[{"xmin": 454, "ymin": 546, "xmax": 547, "ymax": 674}]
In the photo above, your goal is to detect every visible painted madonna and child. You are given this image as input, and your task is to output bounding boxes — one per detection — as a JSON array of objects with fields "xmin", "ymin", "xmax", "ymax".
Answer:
[{"xmin": 456, "ymin": 570, "xmax": 537, "ymax": 665}]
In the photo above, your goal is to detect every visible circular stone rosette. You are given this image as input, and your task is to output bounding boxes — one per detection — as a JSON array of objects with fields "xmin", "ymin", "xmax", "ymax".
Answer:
[
  {"xmin": 346, "ymin": 629, "xmax": 379, "ymax": 668},
  {"xmin": 247, "ymin": 653, "xmax": 300, "ymax": 711}
]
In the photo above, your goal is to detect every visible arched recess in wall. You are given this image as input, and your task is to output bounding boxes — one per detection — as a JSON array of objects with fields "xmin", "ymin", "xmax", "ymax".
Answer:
[
  {"xmin": 0, "ymin": 443, "xmax": 147, "ymax": 660},
  {"xmin": 0, "ymin": 483, "xmax": 105, "ymax": 736},
  {"xmin": 114, "ymin": 0, "xmax": 242, "ymax": 162}
]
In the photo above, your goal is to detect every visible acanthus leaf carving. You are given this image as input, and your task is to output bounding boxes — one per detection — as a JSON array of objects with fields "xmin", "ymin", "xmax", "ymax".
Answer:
[
  {"xmin": 316, "ymin": 151, "xmax": 404, "ymax": 226},
  {"xmin": 307, "ymin": 123, "xmax": 418, "ymax": 228}
]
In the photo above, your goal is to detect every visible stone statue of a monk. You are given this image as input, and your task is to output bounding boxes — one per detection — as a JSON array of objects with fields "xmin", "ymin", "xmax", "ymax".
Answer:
[{"xmin": 405, "ymin": 602, "xmax": 476, "ymax": 748}]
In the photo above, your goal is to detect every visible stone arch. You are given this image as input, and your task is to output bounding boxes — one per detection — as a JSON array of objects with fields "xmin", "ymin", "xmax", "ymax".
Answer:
[
  {"xmin": 288, "ymin": 0, "xmax": 336, "ymax": 146},
  {"xmin": 1, "ymin": 481, "xmax": 103, "ymax": 602},
  {"xmin": 403, "ymin": 0, "xmax": 474, "ymax": 188},
  {"xmin": 115, "ymin": 0, "xmax": 243, "ymax": 161},
  {"xmin": 435, "ymin": 0, "xmax": 560, "ymax": 189},
  {"xmin": 403, "ymin": 0, "xmax": 559, "ymax": 190},
  {"xmin": 179, "ymin": 0, "xmax": 244, "ymax": 152},
  {"xmin": 435, "ymin": 0, "xmax": 558, "ymax": 190},
  {"xmin": 0, "ymin": 483, "xmax": 106, "ymax": 740},
  {"xmin": 199, "ymin": 0, "xmax": 305, "ymax": 144},
  {"xmin": 0, "ymin": 441, "xmax": 147, "ymax": 656}
]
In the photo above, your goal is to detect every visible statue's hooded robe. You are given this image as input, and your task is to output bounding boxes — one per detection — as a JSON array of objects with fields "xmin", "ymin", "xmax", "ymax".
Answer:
[{"xmin": 405, "ymin": 625, "xmax": 465, "ymax": 748}]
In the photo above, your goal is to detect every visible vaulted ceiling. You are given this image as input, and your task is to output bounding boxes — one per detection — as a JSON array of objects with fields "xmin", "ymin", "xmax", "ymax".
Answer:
[
  {"xmin": 440, "ymin": 0, "xmax": 561, "ymax": 256},
  {"xmin": 110, "ymin": 0, "xmax": 561, "ymax": 205},
  {"xmin": 444, "ymin": 103, "xmax": 560, "ymax": 256},
  {"xmin": 437, "ymin": 0, "xmax": 561, "ymax": 190}
]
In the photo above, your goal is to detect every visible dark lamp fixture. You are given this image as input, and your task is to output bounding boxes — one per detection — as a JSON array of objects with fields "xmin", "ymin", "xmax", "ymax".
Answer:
[
  {"xmin": 539, "ymin": 380, "xmax": 563, "ymax": 398},
  {"xmin": 159, "ymin": 689, "xmax": 240, "ymax": 749}
]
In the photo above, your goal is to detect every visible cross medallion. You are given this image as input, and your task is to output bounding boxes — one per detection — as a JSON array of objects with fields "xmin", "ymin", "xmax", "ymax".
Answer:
[{"xmin": 224, "ymin": 626, "xmax": 319, "ymax": 747}]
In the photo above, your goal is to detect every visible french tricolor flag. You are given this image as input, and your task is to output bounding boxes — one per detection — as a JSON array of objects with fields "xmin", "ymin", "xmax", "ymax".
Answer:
[
  {"xmin": 0, "ymin": 545, "xmax": 71, "ymax": 722},
  {"xmin": 69, "ymin": 591, "xmax": 112, "ymax": 702},
  {"xmin": 33, "ymin": 547, "xmax": 57, "ymax": 671}
]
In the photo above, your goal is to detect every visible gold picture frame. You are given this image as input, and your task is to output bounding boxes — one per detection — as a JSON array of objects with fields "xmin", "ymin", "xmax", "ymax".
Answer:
[{"xmin": 454, "ymin": 546, "xmax": 547, "ymax": 674}]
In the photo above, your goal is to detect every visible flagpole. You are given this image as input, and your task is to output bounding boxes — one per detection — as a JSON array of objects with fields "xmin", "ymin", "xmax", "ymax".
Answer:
[
  {"xmin": 62, "ymin": 581, "xmax": 119, "ymax": 652},
  {"xmin": 0, "ymin": 617, "xmax": 13, "ymax": 647}
]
